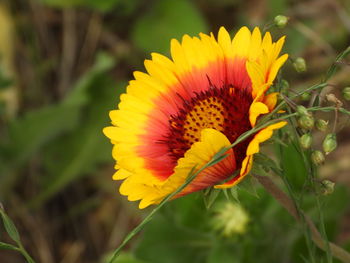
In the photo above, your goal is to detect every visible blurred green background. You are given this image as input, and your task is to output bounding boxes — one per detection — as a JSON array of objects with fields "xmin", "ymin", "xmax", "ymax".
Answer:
[{"xmin": 0, "ymin": 0, "xmax": 350, "ymax": 262}]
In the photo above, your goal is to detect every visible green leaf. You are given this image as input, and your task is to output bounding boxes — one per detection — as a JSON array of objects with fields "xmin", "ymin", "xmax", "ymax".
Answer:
[
  {"xmin": 0, "ymin": 241, "xmax": 19, "ymax": 251},
  {"xmin": 28, "ymin": 76, "xmax": 124, "ymax": 208},
  {"xmin": 207, "ymin": 241, "xmax": 240, "ymax": 263},
  {"xmin": 36, "ymin": 0, "xmax": 124, "ymax": 12},
  {"xmin": 229, "ymin": 187, "xmax": 240, "ymax": 203},
  {"xmin": 134, "ymin": 215, "xmax": 212, "ymax": 263},
  {"xmin": 279, "ymin": 138, "xmax": 308, "ymax": 191},
  {"xmin": 131, "ymin": 0, "xmax": 208, "ymax": 54},
  {"xmin": 0, "ymin": 53, "xmax": 115, "ymax": 200},
  {"xmin": 105, "ymin": 252, "xmax": 148, "ymax": 263},
  {"xmin": 203, "ymin": 188, "xmax": 221, "ymax": 209},
  {"xmin": 0, "ymin": 209, "xmax": 20, "ymax": 243},
  {"xmin": 237, "ymin": 176, "xmax": 259, "ymax": 198}
]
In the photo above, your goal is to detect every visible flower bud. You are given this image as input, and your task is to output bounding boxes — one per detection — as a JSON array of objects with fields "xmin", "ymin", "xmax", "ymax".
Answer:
[
  {"xmin": 296, "ymin": 105, "xmax": 309, "ymax": 116},
  {"xmin": 299, "ymin": 133, "xmax": 312, "ymax": 149},
  {"xmin": 320, "ymin": 180, "xmax": 335, "ymax": 195},
  {"xmin": 211, "ymin": 202, "xmax": 249, "ymax": 236},
  {"xmin": 342, "ymin": 87, "xmax": 350, "ymax": 101},
  {"xmin": 274, "ymin": 15, "xmax": 289, "ymax": 28},
  {"xmin": 293, "ymin": 57, "xmax": 307, "ymax": 73},
  {"xmin": 315, "ymin": 119, "xmax": 328, "ymax": 132},
  {"xmin": 311, "ymin": 150, "xmax": 325, "ymax": 166},
  {"xmin": 301, "ymin": 92, "xmax": 311, "ymax": 101},
  {"xmin": 298, "ymin": 115, "xmax": 314, "ymax": 130},
  {"xmin": 322, "ymin": 133, "xmax": 337, "ymax": 155}
]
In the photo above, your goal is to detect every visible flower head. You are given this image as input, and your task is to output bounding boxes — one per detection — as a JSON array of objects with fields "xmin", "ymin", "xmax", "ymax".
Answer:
[
  {"xmin": 211, "ymin": 201, "xmax": 249, "ymax": 236},
  {"xmin": 104, "ymin": 27, "xmax": 288, "ymax": 208}
]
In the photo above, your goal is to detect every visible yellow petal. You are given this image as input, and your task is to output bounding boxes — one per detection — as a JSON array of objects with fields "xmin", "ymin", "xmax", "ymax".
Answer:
[
  {"xmin": 112, "ymin": 169, "xmax": 131, "ymax": 180},
  {"xmin": 267, "ymin": 54, "xmax": 288, "ymax": 83},
  {"xmin": 218, "ymin": 26, "xmax": 234, "ymax": 58},
  {"xmin": 232, "ymin": 26, "xmax": 251, "ymax": 58},
  {"xmin": 248, "ymin": 27, "xmax": 262, "ymax": 60},
  {"xmin": 263, "ymin": 92, "xmax": 279, "ymax": 111},
  {"xmin": 246, "ymin": 121, "xmax": 287, "ymax": 156},
  {"xmin": 166, "ymin": 128, "xmax": 236, "ymax": 196},
  {"xmin": 249, "ymin": 102, "xmax": 269, "ymax": 127}
]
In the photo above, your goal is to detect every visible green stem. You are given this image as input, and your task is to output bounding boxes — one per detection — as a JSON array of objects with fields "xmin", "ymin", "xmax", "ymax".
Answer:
[
  {"xmin": 108, "ymin": 97, "xmax": 348, "ymax": 262},
  {"xmin": 254, "ymin": 175, "xmax": 350, "ymax": 263},
  {"xmin": 108, "ymin": 148, "xmax": 229, "ymax": 262},
  {"xmin": 18, "ymin": 244, "xmax": 36, "ymax": 263}
]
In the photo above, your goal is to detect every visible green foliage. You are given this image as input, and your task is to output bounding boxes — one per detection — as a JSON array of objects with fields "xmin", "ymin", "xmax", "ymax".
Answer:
[
  {"xmin": 134, "ymin": 215, "xmax": 211, "ymax": 263},
  {"xmin": 0, "ymin": 53, "xmax": 118, "ymax": 202},
  {"xmin": 279, "ymin": 137, "xmax": 308, "ymax": 191},
  {"xmin": 31, "ymin": 54, "xmax": 123, "ymax": 207},
  {"xmin": 127, "ymin": 184, "xmax": 349, "ymax": 263},
  {"xmin": 105, "ymin": 252, "xmax": 148, "ymax": 263},
  {"xmin": 0, "ymin": 209, "xmax": 20, "ymax": 243},
  {"xmin": 131, "ymin": 0, "xmax": 208, "ymax": 54},
  {"xmin": 0, "ymin": 208, "xmax": 35, "ymax": 263},
  {"xmin": 37, "ymin": 0, "xmax": 124, "ymax": 12}
]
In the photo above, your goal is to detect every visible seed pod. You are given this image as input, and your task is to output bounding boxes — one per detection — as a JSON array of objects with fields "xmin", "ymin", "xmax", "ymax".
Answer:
[
  {"xmin": 274, "ymin": 15, "xmax": 289, "ymax": 28},
  {"xmin": 299, "ymin": 133, "xmax": 312, "ymax": 149},
  {"xmin": 315, "ymin": 119, "xmax": 328, "ymax": 132},
  {"xmin": 298, "ymin": 115, "xmax": 314, "ymax": 130},
  {"xmin": 311, "ymin": 150, "xmax": 325, "ymax": 166},
  {"xmin": 342, "ymin": 87, "xmax": 350, "ymax": 101},
  {"xmin": 320, "ymin": 180, "xmax": 335, "ymax": 195},
  {"xmin": 322, "ymin": 133, "xmax": 337, "ymax": 155},
  {"xmin": 301, "ymin": 92, "xmax": 311, "ymax": 101},
  {"xmin": 296, "ymin": 105, "xmax": 309, "ymax": 116},
  {"xmin": 293, "ymin": 57, "xmax": 307, "ymax": 73}
]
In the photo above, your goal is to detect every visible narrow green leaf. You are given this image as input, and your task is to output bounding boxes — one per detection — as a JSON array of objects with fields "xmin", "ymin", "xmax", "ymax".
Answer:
[
  {"xmin": 229, "ymin": 188, "xmax": 240, "ymax": 203},
  {"xmin": 0, "ymin": 241, "xmax": 19, "ymax": 251},
  {"xmin": 28, "ymin": 78, "xmax": 124, "ymax": 208},
  {"xmin": 203, "ymin": 188, "xmax": 221, "ymax": 209},
  {"xmin": 0, "ymin": 53, "xmax": 116, "ymax": 199},
  {"xmin": 237, "ymin": 176, "xmax": 259, "ymax": 198},
  {"xmin": 37, "ymin": 0, "xmax": 123, "ymax": 12},
  {"xmin": 0, "ymin": 209, "xmax": 20, "ymax": 243}
]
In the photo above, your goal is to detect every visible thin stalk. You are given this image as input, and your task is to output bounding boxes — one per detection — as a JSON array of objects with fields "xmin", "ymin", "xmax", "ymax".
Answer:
[
  {"xmin": 310, "ymin": 163, "xmax": 333, "ymax": 263},
  {"xmin": 277, "ymin": 104, "xmax": 317, "ymax": 262},
  {"xmin": 108, "ymin": 147, "xmax": 230, "ymax": 262},
  {"xmin": 254, "ymin": 174, "xmax": 350, "ymax": 263},
  {"xmin": 18, "ymin": 245, "xmax": 36, "ymax": 263},
  {"xmin": 108, "ymin": 101, "xmax": 348, "ymax": 262}
]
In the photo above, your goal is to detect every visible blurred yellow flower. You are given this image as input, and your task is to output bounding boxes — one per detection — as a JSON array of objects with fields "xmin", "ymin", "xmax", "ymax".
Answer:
[{"xmin": 211, "ymin": 201, "xmax": 249, "ymax": 236}]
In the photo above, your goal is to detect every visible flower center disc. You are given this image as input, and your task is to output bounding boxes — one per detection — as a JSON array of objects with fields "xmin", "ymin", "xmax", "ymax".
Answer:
[{"xmin": 164, "ymin": 84, "xmax": 253, "ymax": 167}]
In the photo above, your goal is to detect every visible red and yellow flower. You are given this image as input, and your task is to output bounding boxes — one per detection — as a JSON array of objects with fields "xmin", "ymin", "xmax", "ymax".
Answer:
[{"xmin": 104, "ymin": 26, "xmax": 288, "ymax": 208}]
